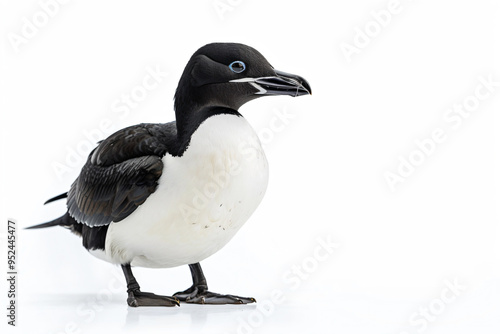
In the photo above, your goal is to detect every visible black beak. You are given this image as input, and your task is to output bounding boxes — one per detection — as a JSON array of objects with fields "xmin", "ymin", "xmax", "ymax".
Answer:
[
  {"xmin": 254, "ymin": 70, "xmax": 312, "ymax": 97},
  {"xmin": 230, "ymin": 70, "xmax": 312, "ymax": 97}
]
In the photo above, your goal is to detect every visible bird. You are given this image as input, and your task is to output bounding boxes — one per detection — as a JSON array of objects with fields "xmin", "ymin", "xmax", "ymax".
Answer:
[{"xmin": 27, "ymin": 42, "xmax": 311, "ymax": 307}]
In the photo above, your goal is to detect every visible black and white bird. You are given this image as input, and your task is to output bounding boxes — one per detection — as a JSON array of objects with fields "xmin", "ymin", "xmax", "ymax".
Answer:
[{"xmin": 28, "ymin": 43, "xmax": 311, "ymax": 307}]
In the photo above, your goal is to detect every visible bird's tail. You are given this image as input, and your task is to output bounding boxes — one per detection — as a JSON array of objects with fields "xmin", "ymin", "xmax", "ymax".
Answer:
[
  {"xmin": 25, "ymin": 192, "xmax": 72, "ymax": 230},
  {"xmin": 44, "ymin": 192, "xmax": 68, "ymax": 205},
  {"xmin": 26, "ymin": 192, "xmax": 82, "ymax": 236},
  {"xmin": 25, "ymin": 212, "xmax": 75, "ymax": 230}
]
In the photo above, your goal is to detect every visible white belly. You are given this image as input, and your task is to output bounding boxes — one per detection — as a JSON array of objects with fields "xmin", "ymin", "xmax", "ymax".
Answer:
[{"xmin": 100, "ymin": 114, "xmax": 269, "ymax": 268}]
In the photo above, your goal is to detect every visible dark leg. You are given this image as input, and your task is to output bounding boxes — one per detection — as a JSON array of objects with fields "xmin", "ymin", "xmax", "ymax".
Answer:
[
  {"xmin": 173, "ymin": 263, "xmax": 256, "ymax": 304},
  {"xmin": 121, "ymin": 264, "xmax": 179, "ymax": 307}
]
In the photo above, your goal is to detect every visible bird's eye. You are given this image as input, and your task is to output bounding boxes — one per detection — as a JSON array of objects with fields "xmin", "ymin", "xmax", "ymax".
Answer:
[{"xmin": 229, "ymin": 61, "xmax": 246, "ymax": 73}]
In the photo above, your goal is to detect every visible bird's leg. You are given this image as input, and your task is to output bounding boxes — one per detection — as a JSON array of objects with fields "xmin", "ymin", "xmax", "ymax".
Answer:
[
  {"xmin": 121, "ymin": 264, "xmax": 179, "ymax": 307},
  {"xmin": 173, "ymin": 263, "xmax": 256, "ymax": 304}
]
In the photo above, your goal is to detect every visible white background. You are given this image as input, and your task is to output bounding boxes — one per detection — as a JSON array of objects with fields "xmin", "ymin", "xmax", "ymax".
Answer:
[{"xmin": 1, "ymin": 0, "xmax": 499, "ymax": 333}]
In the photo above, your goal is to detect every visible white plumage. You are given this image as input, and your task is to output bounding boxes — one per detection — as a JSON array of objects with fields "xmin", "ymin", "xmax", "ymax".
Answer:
[{"xmin": 98, "ymin": 114, "xmax": 269, "ymax": 268}]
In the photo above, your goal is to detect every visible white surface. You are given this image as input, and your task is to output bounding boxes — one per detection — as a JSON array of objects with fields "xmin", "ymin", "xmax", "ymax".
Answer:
[{"xmin": 1, "ymin": 0, "xmax": 499, "ymax": 333}]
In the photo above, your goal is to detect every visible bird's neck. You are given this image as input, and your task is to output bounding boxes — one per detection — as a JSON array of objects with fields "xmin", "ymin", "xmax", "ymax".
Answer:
[
  {"xmin": 175, "ymin": 103, "xmax": 241, "ymax": 145},
  {"xmin": 174, "ymin": 85, "xmax": 205, "ymax": 140},
  {"xmin": 174, "ymin": 83, "xmax": 243, "ymax": 145},
  {"xmin": 175, "ymin": 100, "xmax": 203, "ymax": 140}
]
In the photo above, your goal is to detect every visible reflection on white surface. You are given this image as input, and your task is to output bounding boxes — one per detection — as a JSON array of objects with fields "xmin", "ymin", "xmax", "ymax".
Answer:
[{"xmin": 9, "ymin": 280, "xmax": 500, "ymax": 334}]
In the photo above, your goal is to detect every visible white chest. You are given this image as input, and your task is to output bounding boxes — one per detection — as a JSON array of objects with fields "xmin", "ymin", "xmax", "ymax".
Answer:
[{"xmin": 103, "ymin": 114, "xmax": 269, "ymax": 267}]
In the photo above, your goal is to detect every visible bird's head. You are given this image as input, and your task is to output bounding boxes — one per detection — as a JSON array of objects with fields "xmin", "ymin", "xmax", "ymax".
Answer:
[{"xmin": 174, "ymin": 43, "xmax": 311, "ymax": 114}]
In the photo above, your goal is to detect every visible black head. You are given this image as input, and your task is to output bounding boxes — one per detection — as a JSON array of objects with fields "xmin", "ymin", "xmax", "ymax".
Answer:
[{"xmin": 174, "ymin": 43, "xmax": 311, "ymax": 116}]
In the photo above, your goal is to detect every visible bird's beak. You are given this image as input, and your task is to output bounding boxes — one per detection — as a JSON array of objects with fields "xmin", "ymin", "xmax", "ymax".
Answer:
[{"xmin": 230, "ymin": 70, "xmax": 312, "ymax": 97}]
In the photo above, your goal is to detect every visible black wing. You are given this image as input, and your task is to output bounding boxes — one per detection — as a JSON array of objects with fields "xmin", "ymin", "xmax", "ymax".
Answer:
[{"xmin": 67, "ymin": 123, "xmax": 177, "ymax": 227}]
